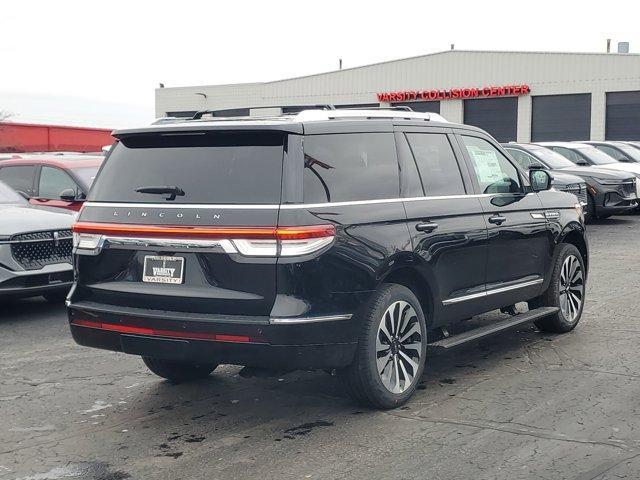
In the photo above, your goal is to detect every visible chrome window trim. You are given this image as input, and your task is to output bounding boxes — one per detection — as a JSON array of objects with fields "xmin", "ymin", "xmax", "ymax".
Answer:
[
  {"xmin": 269, "ymin": 314, "xmax": 353, "ymax": 325},
  {"xmin": 82, "ymin": 202, "xmax": 280, "ymax": 210},
  {"xmin": 442, "ymin": 278, "xmax": 544, "ymax": 306},
  {"xmin": 83, "ymin": 193, "xmax": 532, "ymax": 211}
]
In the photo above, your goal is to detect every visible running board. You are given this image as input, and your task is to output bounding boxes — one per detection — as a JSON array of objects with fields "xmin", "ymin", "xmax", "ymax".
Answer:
[{"xmin": 429, "ymin": 306, "xmax": 559, "ymax": 351}]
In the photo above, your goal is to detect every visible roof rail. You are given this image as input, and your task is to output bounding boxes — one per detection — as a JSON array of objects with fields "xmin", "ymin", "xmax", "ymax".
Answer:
[
  {"xmin": 340, "ymin": 105, "xmax": 414, "ymax": 112},
  {"xmin": 294, "ymin": 108, "xmax": 448, "ymax": 123}
]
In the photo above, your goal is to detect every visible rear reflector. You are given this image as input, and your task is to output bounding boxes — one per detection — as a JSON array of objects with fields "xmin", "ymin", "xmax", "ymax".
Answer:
[
  {"xmin": 71, "ymin": 318, "xmax": 263, "ymax": 343},
  {"xmin": 72, "ymin": 222, "xmax": 335, "ymax": 257}
]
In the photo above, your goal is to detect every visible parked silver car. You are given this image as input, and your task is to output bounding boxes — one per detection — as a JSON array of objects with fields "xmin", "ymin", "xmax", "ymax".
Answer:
[{"xmin": 0, "ymin": 181, "xmax": 74, "ymax": 301}]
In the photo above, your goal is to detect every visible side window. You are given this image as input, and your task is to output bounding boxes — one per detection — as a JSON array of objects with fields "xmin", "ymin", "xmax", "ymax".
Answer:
[
  {"xmin": 461, "ymin": 136, "xmax": 521, "ymax": 194},
  {"xmin": 595, "ymin": 145, "xmax": 626, "ymax": 161},
  {"xmin": 38, "ymin": 167, "xmax": 78, "ymax": 199},
  {"xmin": 505, "ymin": 148, "xmax": 544, "ymax": 170},
  {"xmin": 405, "ymin": 133, "xmax": 465, "ymax": 196},
  {"xmin": 303, "ymin": 133, "xmax": 399, "ymax": 203},
  {"xmin": 552, "ymin": 147, "xmax": 583, "ymax": 164},
  {"xmin": 0, "ymin": 166, "xmax": 36, "ymax": 196}
]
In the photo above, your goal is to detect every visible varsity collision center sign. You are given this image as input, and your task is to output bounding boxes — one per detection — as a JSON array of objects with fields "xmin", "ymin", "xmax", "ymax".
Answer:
[{"xmin": 376, "ymin": 84, "xmax": 530, "ymax": 102}]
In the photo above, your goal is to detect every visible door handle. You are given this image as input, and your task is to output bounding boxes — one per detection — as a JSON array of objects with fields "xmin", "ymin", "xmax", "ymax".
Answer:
[
  {"xmin": 488, "ymin": 214, "xmax": 507, "ymax": 225},
  {"xmin": 416, "ymin": 222, "xmax": 439, "ymax": 233}
]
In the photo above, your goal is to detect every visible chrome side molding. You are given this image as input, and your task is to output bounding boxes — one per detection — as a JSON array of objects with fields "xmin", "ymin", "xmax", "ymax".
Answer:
[
  {"xmin": 443, "ymin": 278, "xmax": 544, "ymax": 306},
  {"xmin": 269, "ymin": 314, "xmax": 353, "ymax": 325}
]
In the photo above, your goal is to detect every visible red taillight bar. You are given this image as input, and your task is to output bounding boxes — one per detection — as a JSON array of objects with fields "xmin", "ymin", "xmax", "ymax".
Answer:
[
  {"xmin": 72, "ymin": 222, "xmax": 335, "ymax": 240},
  {"xmin": 71, "ymin": 319, "xmax": 263, "ymax": 344}
]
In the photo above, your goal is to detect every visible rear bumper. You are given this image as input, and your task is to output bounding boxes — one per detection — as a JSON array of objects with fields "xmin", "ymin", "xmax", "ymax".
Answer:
[{"xmin": 67, "ymin": 301, "xmax": 358, "ymax": 369}]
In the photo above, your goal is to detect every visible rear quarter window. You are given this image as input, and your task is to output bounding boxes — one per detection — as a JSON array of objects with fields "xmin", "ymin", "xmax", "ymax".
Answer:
[
  {"xmin": 88, "ymin": 132, "xmax": 285, "ymax": 204},
  {"xmin": 302, "ymin": 133, "xmax": 399, "ymax": 203}
]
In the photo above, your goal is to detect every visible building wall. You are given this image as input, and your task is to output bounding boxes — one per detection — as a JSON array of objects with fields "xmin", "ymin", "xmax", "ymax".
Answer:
[
  {"xmin": 0, "ymin": 122, "xmax": 114, "ymax": 152},
  {"xmin": 156, "ymin": 50, "xmax": 640, "ymax": 141}
]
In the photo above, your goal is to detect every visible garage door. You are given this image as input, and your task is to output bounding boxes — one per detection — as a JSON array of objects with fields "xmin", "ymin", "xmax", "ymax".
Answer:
[
  {"xmin": 463, "ymin": 97, "xmax": 517, "ymax": 142},
  {"xmin": 391, "ymin": 101, "xmax": 440, "ymax": 114},
  {"xmin": 531, "ymin": 94, "xmax": 591, "ymax": 141},
  {"xmin": 606, "ymin": 91, "xmax": 640, "ymax": 140}
]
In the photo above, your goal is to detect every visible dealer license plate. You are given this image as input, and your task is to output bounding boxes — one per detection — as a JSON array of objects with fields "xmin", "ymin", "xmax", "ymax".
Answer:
[{"xmin": 142, "ymin": 255, "xmax": 185, "ymax": 284}]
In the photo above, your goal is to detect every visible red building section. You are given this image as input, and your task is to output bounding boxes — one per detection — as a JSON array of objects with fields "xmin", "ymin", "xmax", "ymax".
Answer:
[{"xmin": 0, "ymin": 122, "xmax": 114, "ymax": 152}]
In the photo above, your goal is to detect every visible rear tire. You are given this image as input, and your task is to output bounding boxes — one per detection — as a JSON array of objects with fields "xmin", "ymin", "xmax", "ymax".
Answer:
[
  {"xmin": 341, "ymin": 284, "xmax": 427, "ymax": 409},
  {"xmin": 142, "ymin": 357, "xmax": 217, "ymax": 383},
  {"xmin": 529, "ymin": 244, "xmax": 586, "ymax": 333}
]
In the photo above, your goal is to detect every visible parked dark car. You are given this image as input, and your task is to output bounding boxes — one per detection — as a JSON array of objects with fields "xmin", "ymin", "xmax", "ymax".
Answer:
[
  {"xmin": 504, "ymin": 142, "xmax": 638, "ymax": 219},
  {"xmin": 0, "ymin": 180, "xmax": 74, "ymax": 301},
  {"xmin": 68, "ymin": 109, "xmax": 588, "ymax": 408},
  {"xmin": 502, "ymin": 144, "xmax": 587, "ymax": 206},
  {"xmin": 0, "ymin": 154, "xmax": 103, "ymax": 212},
  {"xmin": 582, "ymin": 141, "xmax": 640, "ymax": 163}
]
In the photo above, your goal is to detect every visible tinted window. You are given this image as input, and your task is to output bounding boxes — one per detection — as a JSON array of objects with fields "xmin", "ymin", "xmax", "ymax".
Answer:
[
  {"xmin": 303, "ymin": 133, "xmax": 398, "ymax": 203},
  {"xmin": 0, "ymin": 180, "xmax": 27, "ymax": 204},
  {"xmin": 577, "ymin": 146, "xmax": 616, "ymax": 165},
  {"xmin": 0, "ymin": 166, "xmax": 36, "ymax": 196},
  {"xmin": 461, "ymin": 136, "xmax": 521, "ymax": 194},
  {"xmin": 550, "ymin": 147, "xmax": 585, "ymax": 164},
  {"xmin": 89, "ymin": 132, "xmax": 285, "ymax": 204},
  {"xmin": 39, "ymin": 167, "xmax": 78, "ymax": 199},
  {"xmin": 595, "ymin": 145, "xmax": 627, "ymax": 161},
  {"xmin": 528, "ymin": 146, "xmax": 576, "ymax": 169},
  {"xmin": 505, "ymin": 148, "xmax": 545, "ymax": 170},
  {"xmin": 406, "ymin": 133, "xmax": 465, "ymax": 196},
  {"xmin": 71, "ymin": 166, "xmax": 100, "ymax": 189}
]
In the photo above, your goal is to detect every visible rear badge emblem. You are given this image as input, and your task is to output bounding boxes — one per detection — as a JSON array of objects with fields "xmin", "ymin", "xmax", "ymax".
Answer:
[{"xmin": 111, "ymin": 210, "xmax": 221, "ymax": 221}]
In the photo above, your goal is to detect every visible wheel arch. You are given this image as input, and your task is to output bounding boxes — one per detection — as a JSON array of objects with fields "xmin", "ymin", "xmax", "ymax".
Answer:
[
  {"xmin": 379, "ymin": 266, "xmax": 435, "ymax": 327},
  {"xmin": 557, "ymin": 222, "xmax": 588, "ymax": 274}
]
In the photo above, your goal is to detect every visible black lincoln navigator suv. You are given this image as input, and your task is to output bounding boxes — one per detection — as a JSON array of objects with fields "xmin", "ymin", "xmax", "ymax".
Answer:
[{"xmin": 68, "ymin": 108, "xmax": 588, "ymax": 408}]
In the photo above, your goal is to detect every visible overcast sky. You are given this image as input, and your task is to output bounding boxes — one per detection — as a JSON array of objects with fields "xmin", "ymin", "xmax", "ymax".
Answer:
[{"xmin": 1, "ymin": 0, "xmax": 639, "ymax": 128}]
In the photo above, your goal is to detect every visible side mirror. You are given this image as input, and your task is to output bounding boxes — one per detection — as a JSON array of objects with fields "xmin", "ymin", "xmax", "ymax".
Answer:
[
  {"xmin": 529, "ymin": 169, "xmax": 552, "ymax": 192},
  {"xmin": 60, "ymin": 188, "xmax": 77, "ymax": 201}
]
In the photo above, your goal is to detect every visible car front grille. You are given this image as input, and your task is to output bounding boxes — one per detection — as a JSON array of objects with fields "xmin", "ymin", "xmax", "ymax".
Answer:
[
  {"xmin": 10, "ymin": 230, "xmax": 73, "ymax": 270},
  {"xmin": 559, "ymin": 183, "xmax": 588, "ymax": 205}
]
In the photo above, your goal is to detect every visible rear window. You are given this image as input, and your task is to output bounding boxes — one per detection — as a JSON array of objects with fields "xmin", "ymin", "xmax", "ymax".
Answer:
[
  {"xmin": 88, "ymin": 132, "xmax": 285, "ymax": 204},
  {"xmin": 302, "ymin": 133, "xmax": 399, "ymax": 203}
]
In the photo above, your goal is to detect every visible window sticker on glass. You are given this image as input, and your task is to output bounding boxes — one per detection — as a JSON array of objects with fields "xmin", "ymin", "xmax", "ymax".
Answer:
[{"xmin": 467, "ymin": 146, "xmax": 503, "ymax": 185}]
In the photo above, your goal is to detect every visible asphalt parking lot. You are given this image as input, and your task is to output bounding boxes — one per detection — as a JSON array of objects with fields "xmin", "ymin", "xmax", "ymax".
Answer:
[{"xmin": 2, "ymin": 214, "xmax": 640, "ymax": 480}]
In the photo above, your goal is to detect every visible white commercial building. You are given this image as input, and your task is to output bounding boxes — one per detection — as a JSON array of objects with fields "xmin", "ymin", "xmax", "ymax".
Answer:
[{"xmin": 155, "ymin": 50, "xmax": 640, "ymax": 142}]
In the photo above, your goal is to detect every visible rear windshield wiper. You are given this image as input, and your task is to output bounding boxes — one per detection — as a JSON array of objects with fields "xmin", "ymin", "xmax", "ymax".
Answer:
[{"xmin": 135, "ymin": 185, "xmax": 185, "ymax": 201}]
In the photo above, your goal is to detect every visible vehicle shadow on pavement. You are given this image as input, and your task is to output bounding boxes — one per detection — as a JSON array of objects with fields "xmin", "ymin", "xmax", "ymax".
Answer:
[
  {"xmin": 0, "ymin": 296, "xmax": 66, "ymax": 324},
  {"xmin": 588, "ymin": 216, "xmax": 636, "ymax": 226},
  {"xmin": 119, "ymin": 321, "xmax": 552, "ymax": 436}
]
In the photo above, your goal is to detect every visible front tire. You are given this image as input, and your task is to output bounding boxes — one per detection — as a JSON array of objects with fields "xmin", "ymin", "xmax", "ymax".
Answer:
[
  {"xmin": 142, "ymin": 357, "xmax": 218, "ymax": 383},
  {"xmin": 529, "ymin": 244, "xmax": 586, "ymax": 333},
  {"xmin": 342, "ymin": 284, "xmax": 427, "ymax": 409}
]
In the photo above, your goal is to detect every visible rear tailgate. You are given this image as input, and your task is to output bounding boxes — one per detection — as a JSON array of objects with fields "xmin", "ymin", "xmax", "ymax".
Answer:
[{"xmin": 71, "ymin": 130, "xmax": 285, "ymax": 317}]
